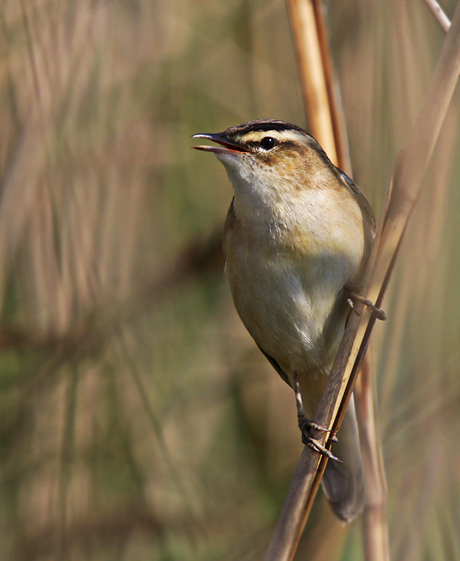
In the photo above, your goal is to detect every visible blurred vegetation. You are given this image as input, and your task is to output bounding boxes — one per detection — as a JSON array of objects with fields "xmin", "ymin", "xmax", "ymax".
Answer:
[{"xmin": 0, "ymin": 1, "xmax": 460, "ymax": 560}]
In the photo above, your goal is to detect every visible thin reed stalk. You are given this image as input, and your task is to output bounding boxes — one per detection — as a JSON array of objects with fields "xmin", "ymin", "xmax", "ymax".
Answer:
[
  {"xmin": 423, "ymin": 0, "xmax": 451, "ymax": 32},
  {"xmin": 286, "ymin": 0, "xmax": 338, "ymax": 167},
  {"xmin": 355, "ymin": 357, "xmax": 389, "ymax": 561}
]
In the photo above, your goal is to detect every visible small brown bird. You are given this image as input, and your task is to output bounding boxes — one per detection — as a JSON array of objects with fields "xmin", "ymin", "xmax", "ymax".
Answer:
[{"xmin": 193, "ymin": 119, "xmax": 379, "ymax": 522}]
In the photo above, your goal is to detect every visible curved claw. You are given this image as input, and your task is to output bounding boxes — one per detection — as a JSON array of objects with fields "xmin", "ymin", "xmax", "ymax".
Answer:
[
  {"xmin": 308, "ymin": 421, "xmax": 332, "ymax": 433},
  {"xmin": 299, "ymin": 418, "xmax": 331, "ymax": 434},
  {"xmin": 306, "ymin": 438, "xmax": 342, "ymax": 463}
]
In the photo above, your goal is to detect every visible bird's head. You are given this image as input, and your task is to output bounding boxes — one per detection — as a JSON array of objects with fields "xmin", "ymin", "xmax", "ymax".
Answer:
[{"xmin": 193, "ymin": 119, "xmax": 339, "ymax": 196}]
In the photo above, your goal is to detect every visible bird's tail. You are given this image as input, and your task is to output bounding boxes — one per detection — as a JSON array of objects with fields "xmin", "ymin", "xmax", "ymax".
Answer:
[{"xmin": 322, "ymin": 395, "xmax": 364, "ymax": 523}]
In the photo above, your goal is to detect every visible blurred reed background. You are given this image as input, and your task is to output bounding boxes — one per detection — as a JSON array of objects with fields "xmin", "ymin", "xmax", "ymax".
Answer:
[{"xmin": 0, "ymin": 1, "xmax": 459, "ymax": 560}]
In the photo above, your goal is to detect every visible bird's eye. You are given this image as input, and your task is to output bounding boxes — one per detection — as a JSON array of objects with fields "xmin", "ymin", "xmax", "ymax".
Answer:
[{"xmin": 260, "ymin": 137, "xmax": 277, "ymax": 150}]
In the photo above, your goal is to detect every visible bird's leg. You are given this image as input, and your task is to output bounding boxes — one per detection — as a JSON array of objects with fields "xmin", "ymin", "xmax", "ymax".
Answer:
[
  {"xmin": 293, "ymin": 373, "xmax": 341, "ymax": 462},
  {"xmin": 346, "ymin": 288, "xmax": 386, "ymax": 321}
]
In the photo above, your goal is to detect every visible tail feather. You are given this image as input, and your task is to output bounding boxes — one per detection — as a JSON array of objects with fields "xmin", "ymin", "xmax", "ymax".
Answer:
[{"xmin": 322, "ymin": 396, "xmax": 364, "ymax": 523}]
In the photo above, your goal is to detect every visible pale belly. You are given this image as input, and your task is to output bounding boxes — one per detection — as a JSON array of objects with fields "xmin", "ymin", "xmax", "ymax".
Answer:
[{"xmin": 226, "ymin": 249, "xmax": 353, "ymax": 380}]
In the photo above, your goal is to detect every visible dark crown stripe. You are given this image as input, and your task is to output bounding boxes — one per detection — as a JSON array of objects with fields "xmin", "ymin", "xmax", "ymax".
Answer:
[{"xmin": 226, "ymin": 119, "xmax": 308, "ymax": 135}]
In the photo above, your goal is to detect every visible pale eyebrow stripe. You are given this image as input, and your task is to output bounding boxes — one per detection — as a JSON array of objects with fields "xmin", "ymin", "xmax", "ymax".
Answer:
[{"xmin": 239, "ymin": 130, "xmax": 306, "ymax": 144}]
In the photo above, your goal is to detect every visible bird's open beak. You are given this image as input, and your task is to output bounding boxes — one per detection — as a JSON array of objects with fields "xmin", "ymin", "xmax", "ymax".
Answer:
[{"xmin": 192, "ymin": 133, "xmax": 249, "ymax": 154}]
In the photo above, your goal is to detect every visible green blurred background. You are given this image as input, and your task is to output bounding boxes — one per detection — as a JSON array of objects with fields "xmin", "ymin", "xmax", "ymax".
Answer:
[{"xmin": 1, "ymin": 1, "xmax": 460, "ymax": 560}]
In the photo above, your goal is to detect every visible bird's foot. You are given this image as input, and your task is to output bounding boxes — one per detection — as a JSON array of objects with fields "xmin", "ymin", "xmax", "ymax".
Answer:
[
  {"xmin": 298, "ymin": 416, "xmax": 338, "ymax": 442},
  {"xmin": 347, "ymin": 291, "xmax": 386, "ymax": 321},
  {"xmin": 293, "ymin": 374, "xmax": 341, "ymax": 462},
  {"xmin": 299, "ymin": 418, "xmax": 341, "ymax": 461}
]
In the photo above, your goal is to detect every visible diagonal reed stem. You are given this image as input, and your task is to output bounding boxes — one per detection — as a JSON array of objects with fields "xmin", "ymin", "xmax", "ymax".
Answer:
[
  {"xmin": 265, "ymin": 2, "xmax": 460, "ymax": 560},
  {"xmin": 423, "ymin": 0, "xmax": 451, "ymax": 32}
]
